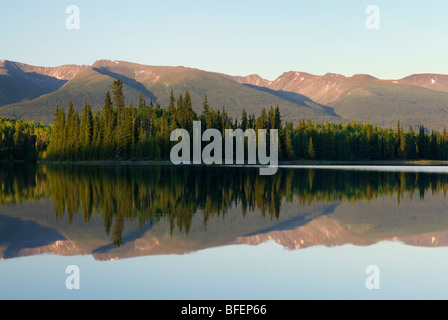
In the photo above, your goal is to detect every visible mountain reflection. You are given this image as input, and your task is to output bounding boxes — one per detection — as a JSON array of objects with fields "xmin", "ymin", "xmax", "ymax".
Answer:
[{"xmin": 1, "ymin": 163, "xmax": 448, "ymax": 256}]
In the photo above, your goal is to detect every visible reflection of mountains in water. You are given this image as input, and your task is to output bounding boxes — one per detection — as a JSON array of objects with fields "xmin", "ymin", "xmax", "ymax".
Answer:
[{"xmin": 1, "ymin": 164, "xmax": 448, "ymax": 261}]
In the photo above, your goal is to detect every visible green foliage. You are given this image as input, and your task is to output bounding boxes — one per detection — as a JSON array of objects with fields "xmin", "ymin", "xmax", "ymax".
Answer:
[
  {"xmin": 289, "ymin": 120, "xmax": 448, "ymax": 161},
  {"xmin": 0, "ymin": 117, "xmax": 50, "ymax": 161}
]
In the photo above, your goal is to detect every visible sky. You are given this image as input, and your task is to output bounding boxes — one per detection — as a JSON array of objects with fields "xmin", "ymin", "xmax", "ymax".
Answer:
[
  {"xmin": 0, "ymin": 0, "xmax": 447, "ymax": 80},
  {"xmin": 3, "ymin": 241, "xmax": 448, "ymax": 299}
]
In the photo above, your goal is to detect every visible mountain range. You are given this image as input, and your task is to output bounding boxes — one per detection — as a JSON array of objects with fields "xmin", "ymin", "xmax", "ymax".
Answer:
[{"xmin": 1, "ymin": 59, "xmax": 447, "ymax": 130}]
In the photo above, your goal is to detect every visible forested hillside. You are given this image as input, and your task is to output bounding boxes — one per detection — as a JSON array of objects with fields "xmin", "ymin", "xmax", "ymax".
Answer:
[
  {"xmin": 2, "ymin": 80, "xmax": 448, "ymax": 162},
  {"xmin": 2, "ymin": 60, "xmax": 448, "ymax": 131}
]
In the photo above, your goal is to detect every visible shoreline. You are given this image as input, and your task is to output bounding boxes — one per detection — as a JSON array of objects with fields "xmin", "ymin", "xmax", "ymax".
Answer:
[{"xmin": 34, "ymin": 159, "xmax": 448, "ymax": 167}]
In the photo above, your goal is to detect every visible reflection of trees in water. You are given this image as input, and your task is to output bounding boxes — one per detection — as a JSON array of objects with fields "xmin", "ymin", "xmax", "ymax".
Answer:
[
  {"xmin": 2, "ymin": 164, "xmax": 448, "ymax": 247},
  {"xmin": 0, "ymin": 163, "xmax": 49, "ymax": 205}
]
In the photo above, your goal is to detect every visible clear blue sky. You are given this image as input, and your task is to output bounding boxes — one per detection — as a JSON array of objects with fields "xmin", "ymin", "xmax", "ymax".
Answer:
[{"xmin": 0, "ymin": 0, "xmax": 446, "ymax": 80}]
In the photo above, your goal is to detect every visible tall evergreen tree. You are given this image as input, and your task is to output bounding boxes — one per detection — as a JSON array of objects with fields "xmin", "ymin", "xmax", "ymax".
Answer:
[
  {"xmin": 168, "ymin": 89, "xmax": 177, "ymax": 128},
  {"xmin": 202, "ymin": 94, "xmax": 212, "ymax": 130},
  {"xmin": 283, "ymin": 122, "xmax": 295, "ymax": 160},
  {"xmin": 112, "ymin": 79, "xmax": 125, "ymax": 116},
  {"xmin": 80, "ymin": 103, "xmax": 93, "ymax": 159},
  {"xmin": 407, "ymin": 126, "xmax": 417, "ymax": 159},
  {"xmin": 138, "ymin": 93, "xmax": 144, "ymax": 111},
  {"xmin": 64, "ymin": 100, "xmax": 78, "ymax": 159},
  {"xmin": 183, "ymin": 91, "xmax": 195, "ymax": 132},
  {"xmin": 241, "ymin": 108, "xmax": 248, "ymax": 130},
  {"xmin": 101, "ymin": 91, "xmax": 115, "ymax": 159},
  {"xmin": 308, "ymin": 137, "xmax": 315, "ymax": 160}
]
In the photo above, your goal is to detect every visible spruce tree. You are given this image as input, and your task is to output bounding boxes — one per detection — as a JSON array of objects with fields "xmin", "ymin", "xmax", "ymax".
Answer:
[
  {"xmin": 112, "ymin": 79, "xmax": 125, "ymax": 116},
  {"xmin": 176, "ymin": 93, "xmax": 185, "ymax": 129},
  {"xmin": 442, "ymin": 127, "xmax": 448, "ymax": 159},
  {"xmin": 138, "ymin": 93, "xmax": 144, "ymax": 111},
  {"xmin": 80, "ymin": 103, "xmax": 93, "ymax": 159},
  {"xmin": 283, "ymin": 122, "xmax": 295, "ymax": 160},
  {"xmin": 203, "ymin": 94, "xmax": 212, "ymax": 129},
  {"xmin": 91, "ymin": 111, "xmax": 102, "ymax": 159},
  {"xmin": 417, "ymin": 124, "xmax": 428, "ymax": 159},
  {"xmin": 65, "ymin": 100, "xmax": 77, "ymax": 159},
  {"xmin": 183, "ymin": 91, "xmax": 195, "ymax": 132},
  {"xmin": 308, "ymin": 137, "xmax": 315, "ymax": 160},
  {"xmin": 241, "ymin": 108, "xmax": 248, "ymax": 130},
  {"xmin": 101, "ymin": 91, "xmax": 115, "ymax": 159},
  {"xmin": 407, "ymin": 126, "xmax": 417, "ymax": 159},
  {"xmin": 169, "ymin": 89, "xmax": 177, "ymax": 127}
]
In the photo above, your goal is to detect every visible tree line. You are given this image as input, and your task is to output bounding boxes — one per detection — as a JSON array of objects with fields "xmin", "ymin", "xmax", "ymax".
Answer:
[{"xmin": 2, "ymin": 79, "xmax": 448, "ymax": 162}]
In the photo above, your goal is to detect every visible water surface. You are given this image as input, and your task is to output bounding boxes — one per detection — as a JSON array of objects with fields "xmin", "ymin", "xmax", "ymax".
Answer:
[{"xmin": 1, "ymin": 164, "xmax": 448, "ymax": 299}]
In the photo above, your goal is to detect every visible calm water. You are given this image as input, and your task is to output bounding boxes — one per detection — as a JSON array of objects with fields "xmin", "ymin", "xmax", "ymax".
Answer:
[{"xmin": 1, "ymin": 163, "xmax": 448, "ymax": 299}]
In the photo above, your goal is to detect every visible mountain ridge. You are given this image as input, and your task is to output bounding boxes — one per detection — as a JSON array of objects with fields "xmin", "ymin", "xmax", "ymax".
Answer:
[
  {"xmin": 0, "ymin": 59, "xmax": 447, "ymax": 130},
  {"xmin": 0, "ymin": 59, "xmax": 340, "ymax": 124}
]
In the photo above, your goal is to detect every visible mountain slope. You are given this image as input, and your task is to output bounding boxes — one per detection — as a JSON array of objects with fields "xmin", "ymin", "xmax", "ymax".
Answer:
[
  {"xmin": 230, "ymin": 71, "xmax": 379, "ymax": 105},
  {"xmin": 1, "ymin": 59, "xmax": 447, "ymax": 130},
  {"xmin": 91, "ymin": 60, "xmax": 340, "ymax": 124},
  {"xmin": 0, "ymin": 60, "xmax": 84, "ymax": 106},
  {"xmin": 232, "ymin": 71, "xmax": 448, "ymax": 130},
  {"xmin": 328, "ymin": 81, "xmax": 448, "ymax": 129},
  {"xmin": 398, "ymin": 74, "xmax": 448, "ymax": 92},
  {"xmin": 0, "ymin": 63, "xmax": 158, "ymax": 123},
  {"xmin": 0, "ymin": 60, "xmax": 340, "ymax": 124}
]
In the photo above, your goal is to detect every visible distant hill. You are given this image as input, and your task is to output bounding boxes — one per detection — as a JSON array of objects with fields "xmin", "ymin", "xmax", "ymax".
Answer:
[
  {"xmin": 0, "ymin": 59, "xmax": 447, "ymax": 130},
  {"xmin": 0, "ymin": 60, "xmax": 83, "ymax": 106},
  {"xmin": 231, "ymin": 71, "xmax": 448, "ymax": 130},
  {"xmin": 398, "ymin": 74, "xmax": 448, "ymax": 92},
  {"xmin": 0, "ymin": 60, "xmax": 338, "ymax": 124}
]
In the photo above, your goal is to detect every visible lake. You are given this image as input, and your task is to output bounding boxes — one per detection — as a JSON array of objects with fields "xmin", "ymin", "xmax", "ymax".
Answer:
[{"xmin": 1, "ymin": 163, "xmax": 448, "ymax": 300}]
